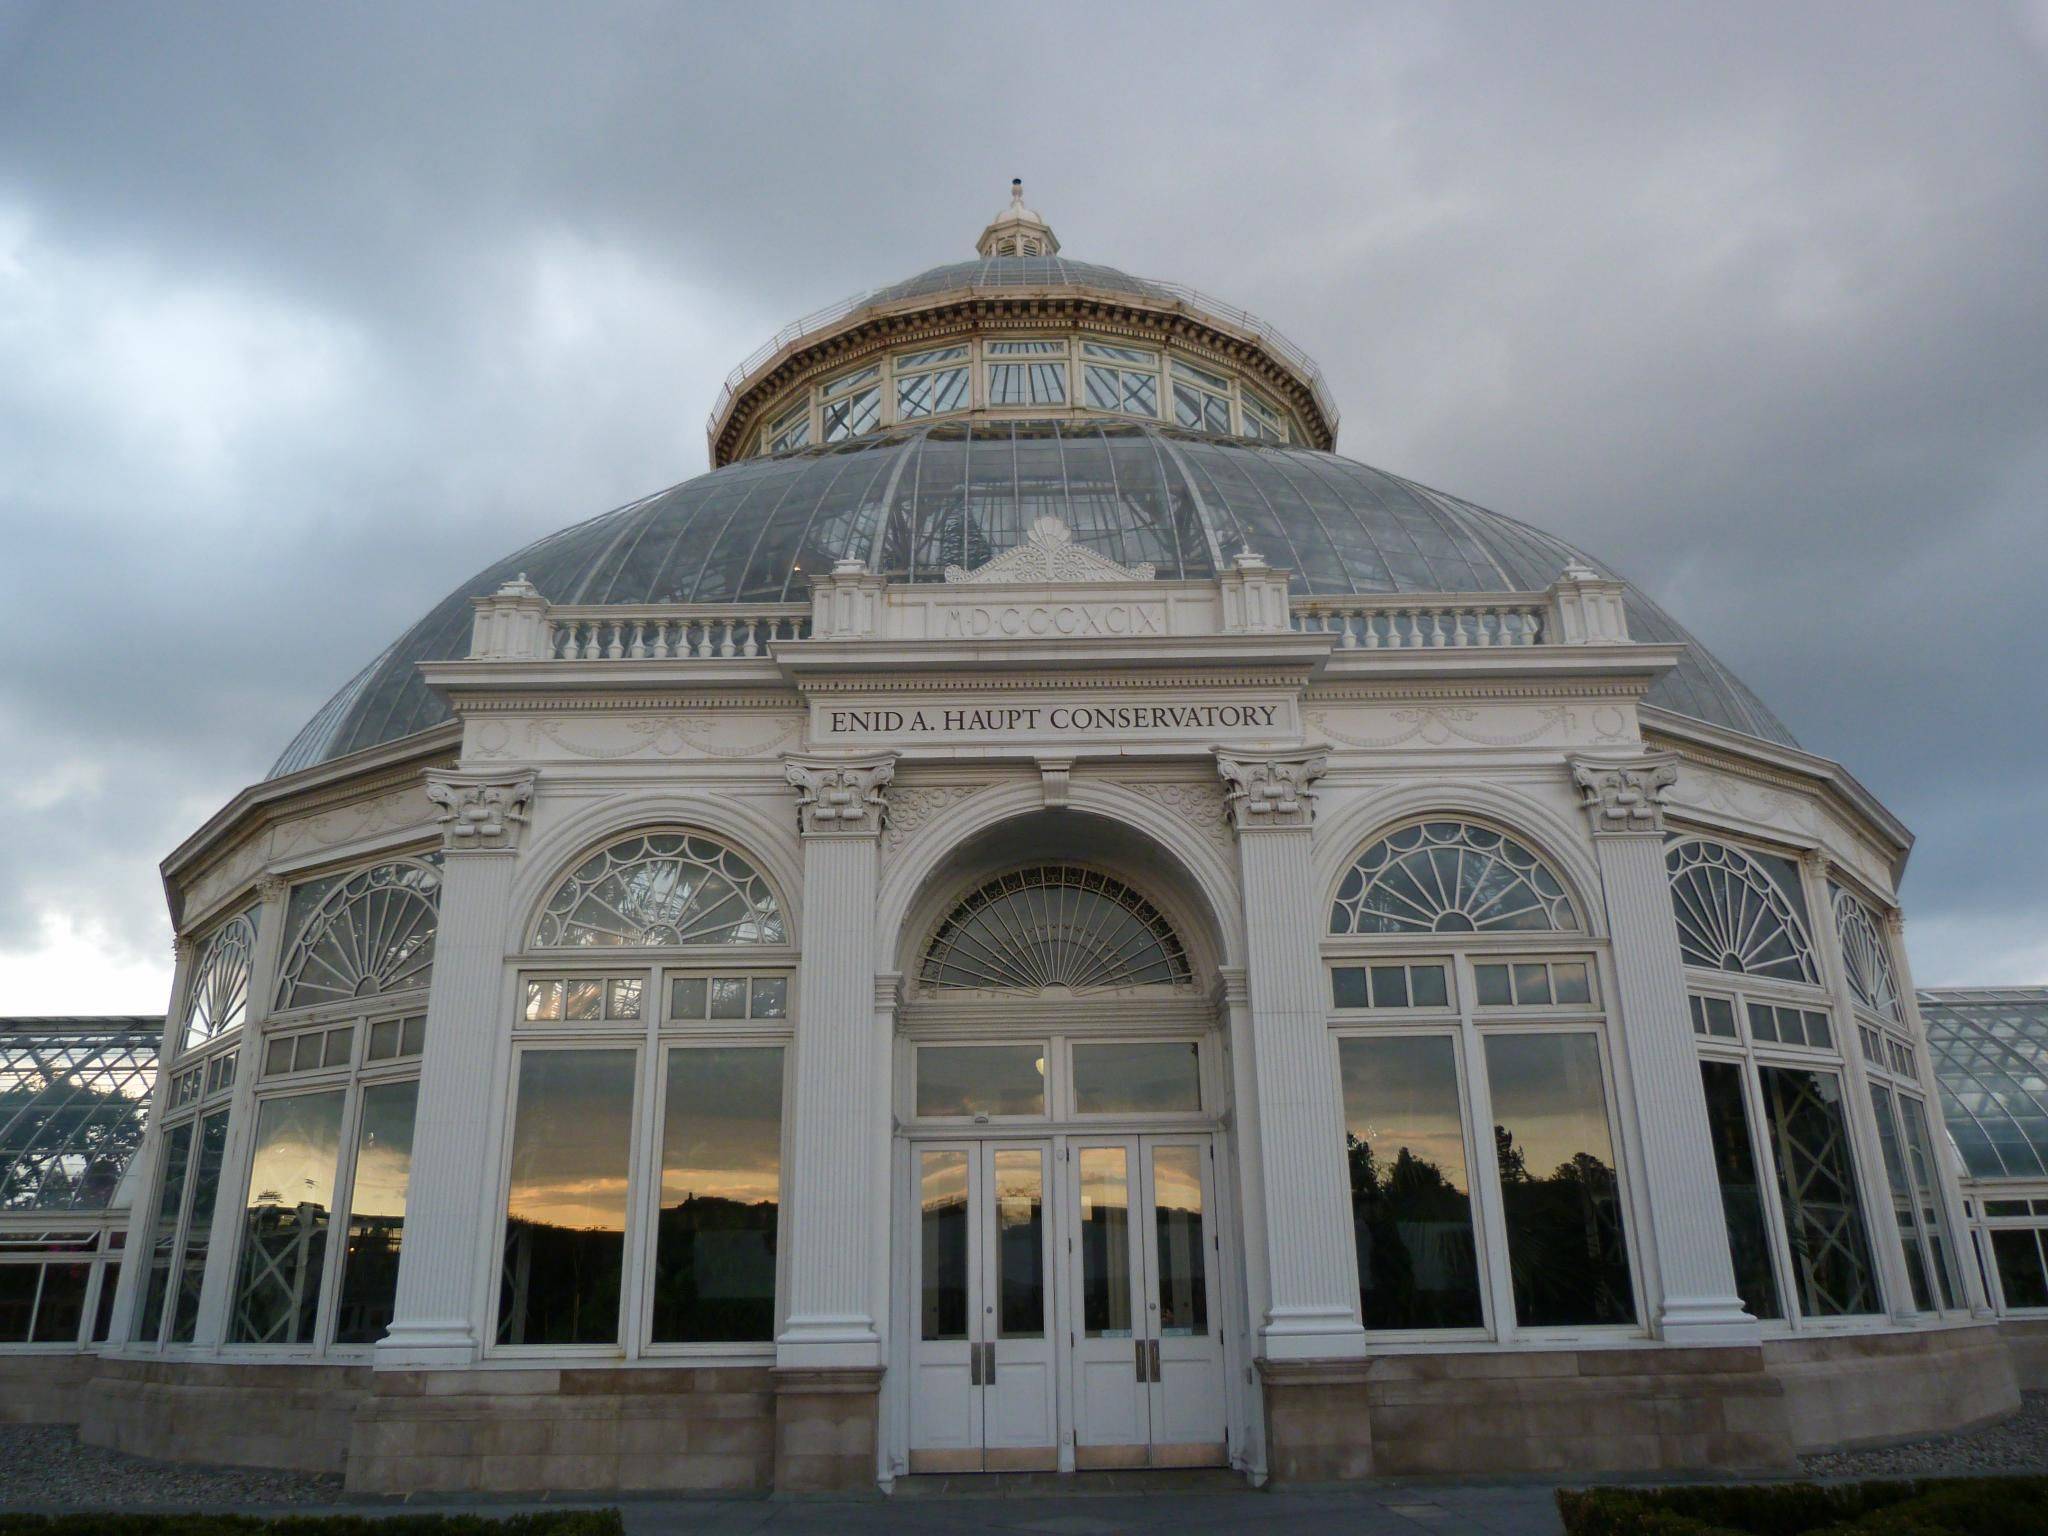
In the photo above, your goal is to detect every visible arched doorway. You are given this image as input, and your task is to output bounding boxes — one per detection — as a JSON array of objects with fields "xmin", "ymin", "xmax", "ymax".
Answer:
[{"xmin": 886, "ymin": 813, "xmax": 1240, "ymax": 1475}]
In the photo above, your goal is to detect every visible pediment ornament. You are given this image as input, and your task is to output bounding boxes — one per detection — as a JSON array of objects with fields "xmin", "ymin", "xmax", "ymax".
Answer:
[{"xmin": 943, "ymin": 516, "xmax": 1155, "ymax": 585}]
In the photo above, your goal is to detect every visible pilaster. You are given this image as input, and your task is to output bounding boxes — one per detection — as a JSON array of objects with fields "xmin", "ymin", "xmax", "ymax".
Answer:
[
  {"xmin": 778, "ymin": 754, "xmax": 895, "ymax": 1370},
  {"xmin": 1215, "ymin": 749, "xmax": 1366, "ymax": 1359},
  {"xmin": 376, "ymin": 769, "xmax": 535, "ymax": 1369},
  {"xmin": 1567, "ymin": 754, "xmax": 1756, "ymax": 1343}
]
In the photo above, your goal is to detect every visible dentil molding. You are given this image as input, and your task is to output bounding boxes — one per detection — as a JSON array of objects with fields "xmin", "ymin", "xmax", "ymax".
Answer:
[
  {"xmin": 425, "ymin": 770, "xmax": 537, "ymax": 851},
  {"xmin": 785, "ymin": 755, "xmax": 896, "ymax": 837},
  {"xmin": 1569, "ymin": 753, "xmax": 1678, "ymax": 835},
  {"xmin": 1215, "ymin": 749, "xmax": 1328, "ymax": 832}
]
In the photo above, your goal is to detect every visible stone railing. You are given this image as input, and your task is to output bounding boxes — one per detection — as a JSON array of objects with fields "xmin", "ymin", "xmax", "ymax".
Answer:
[
  {"xmin": 546, "ymin": 607, "xmax": 811, "ymax": 661},
  {"xmin": 1291, "ymin": 597, "xmax": 1548, "ymax": 649}
]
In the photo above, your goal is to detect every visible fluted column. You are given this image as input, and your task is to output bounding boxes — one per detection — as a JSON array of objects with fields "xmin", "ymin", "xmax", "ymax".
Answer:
[
  {"xmin": 376, "ymin": 770, "xmax": 535, "ymax": 1369},
  {"xmin": 1568, "ymin": 755, "xmax": 1756, "ymax": 1343},
  {"xmin": 1216, "ymin": 749, "xmax": 1366, "ymax": 1360},
  {"xmin": 777, "ymin": 753, "xmax": 895, "ymax": 1369}
]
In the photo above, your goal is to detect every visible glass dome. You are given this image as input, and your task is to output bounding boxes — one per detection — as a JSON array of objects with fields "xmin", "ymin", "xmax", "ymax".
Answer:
[
  {"xmin": 271, "ymin": 420, "xmax": 1795, "ymax": 776},
  {"xmin": 1922, "ymin": 988, "xmax": 2048, "ymax": 1180}
]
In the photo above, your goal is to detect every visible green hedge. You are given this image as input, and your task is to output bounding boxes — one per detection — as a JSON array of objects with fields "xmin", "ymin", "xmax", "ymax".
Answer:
[
  {"xmin": 0, "ymin": 1516, "xmax": 623, "ymax": 1536},
  {"xmin": 1557, "ymin": 1478, "xmax": 2048, "ymax": 1535}
]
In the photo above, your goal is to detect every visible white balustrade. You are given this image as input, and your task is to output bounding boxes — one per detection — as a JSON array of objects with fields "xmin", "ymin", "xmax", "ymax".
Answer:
[
  {"xmin": 542, "ymin": 608, "xmax": 812, "ymax": 661},
  {"xmin": 1291, "ymin": 597, "xmax": 1546, "ymax": 650}
]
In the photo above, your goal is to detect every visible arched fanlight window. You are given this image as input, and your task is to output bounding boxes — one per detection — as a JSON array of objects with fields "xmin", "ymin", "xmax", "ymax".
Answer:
[
  {"xmin": 534, "ymin": 831, "xmax": 784, "ymax": 948},
  {"xmin": 1666, "ymin": 840, "xmax": 1818, "ymax": 985},
  {"xmin": 274, "ymin": 861, "xmax": 441, "ymax": 1012},
  {"xmin": 921, "ymin": 866, "xmax": 1192, "ymax": 992},
  {"xmin": 181, "ymin": 913, "xmax": 256, "ymax": 1053},
  {"xmin": 1833, "ymin": 886, "xmax": 1902, "ymax": 1022},
  {"xmin": 1330, "ymin": 821, "xmax": 1579, "ymax": 936}
]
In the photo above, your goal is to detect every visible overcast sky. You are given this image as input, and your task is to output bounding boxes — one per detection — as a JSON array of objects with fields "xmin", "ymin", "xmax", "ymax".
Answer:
[{"xmin": 2, "ymin": 1, "xmax": 2045, "ymax": 1014}]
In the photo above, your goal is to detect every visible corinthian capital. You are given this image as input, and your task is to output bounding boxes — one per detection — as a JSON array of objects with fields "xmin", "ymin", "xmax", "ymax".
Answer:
[
  {"xmin": 1215, "ymin": 749, "xmax": 1327, "ymax": 832},
  {"xmin": 785, "ymin": 754, "xmax": 895, "ymax": 837},
  {"xmin": 1568, "ymin": 753, "xmax": 1678, "ymax": 835},
  {"xmin": 425, "ymin": 769, "xmax": 537, "ymax": 851}
]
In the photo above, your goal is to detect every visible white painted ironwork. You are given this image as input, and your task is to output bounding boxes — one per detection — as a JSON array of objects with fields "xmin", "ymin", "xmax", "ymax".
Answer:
[
  {"xmin": 1666, "ymin": 840, "xmax": 1819, "ymax": 986},
  {"xmin": 180, "ymin": 914, "xmax": 255, "ymax": 1055},
  {"xmin": 275, "ymin": 861, "xmax": 442, "ymax": 1012},
  {"xmin": 920, "ymin": 866, "xmax": 1191, "ymax": 993},
  {"xmin": 1833, "ymin": 885, "xmax": 1904, "ymax": 1023},
  {"xmin": 1330, "ymin": 821, "xmax": 1579, "ymax": 936},
  {"xmin": 534, "ymin": 832, "xmax": 784, "ymax": 949}
]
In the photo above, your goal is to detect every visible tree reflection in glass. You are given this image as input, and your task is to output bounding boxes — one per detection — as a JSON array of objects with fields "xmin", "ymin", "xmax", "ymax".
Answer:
[
  {"xmin": 920, "ymin": 1151, "xmax": 968, "ymax": 1341},
  {"xmin": 495, "ymin": 1050, "xmax": 635, "ymax": 1346},
  {"xmin": 1338, "ymin": 1036, "xmax": 1484, "ymax": 1329},
  {"xmin": 333, "ymin": 1079, "xmax": 418, "ymax": 1345},
  {"xmin": 1484, "ymin": 1033, "xmax": 1636, "ymax": 1327},
  {"xmin": 651, "ymin": 1047, "xmax": 782, "ymax": 1343},
  {"xmin": 230, "ymin": 1092, "xmax": 344, "ymax": 1344}
]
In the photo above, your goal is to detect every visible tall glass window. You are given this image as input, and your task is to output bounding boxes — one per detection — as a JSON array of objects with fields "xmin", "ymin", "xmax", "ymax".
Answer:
[
  {"xmin": 1699, "ymin": 1060, "xmax": 1782, "ymax": 1319},
  {"xmin": 170, "ymin": 1111, "xmax": 229, "ymax": 1342},
  {"xmin": 650, "ymin": 1047, "xmax": 783, "ymax": 1343},
  {"xmin": 497, "ymin": 1049, "xmax": 637, "ymax": 1347},
  {"xmin": 820, "ymin": 367, "xmax": 880, "ymax": 442},
  {"xmin": 1897, "ymin": 1095, "xmax": 1961, "ymax": 1309},
  {"xmin": 894, "ymin": 346, "xmax": 969, "ymax": 421},
  {"xmin": 1338, "ymin": 1035, "xmax": 1484, "ymax": 1329},
  {"xmin": 1081, "ymin": 341, "xmax": 1159, "ymax": 419},
  {"xmin": 1170, "ymin": 359, "xmax": 1233, "ymax": 434},
  {"xmin": 1484, "ymin": 1033, "xmax": 1635, "ymax": 1328},
  {"xmin": 332, "ymin": 1079, "xmax": 419, "ymax": 1345},
  {"xmin": 230, "ymin": 1091, "xmax": 345, "ymax": 1344},
  {"xmin": 133, "ymin": 1121, "xmax": 192, "ymax": 1342},
  {"xmin": 1758, "ymin": 1067, "xmax": 1880, "ymax": 1317}
]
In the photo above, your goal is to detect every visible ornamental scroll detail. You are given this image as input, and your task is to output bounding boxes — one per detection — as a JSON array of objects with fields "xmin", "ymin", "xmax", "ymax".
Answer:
[
  {"xmin": 785, "ymin": 755, "xmax": 895, "ymax": 836},
  {"xmin": 943, "ymin": 515, "xmax": 1155, "ymax": 585}
]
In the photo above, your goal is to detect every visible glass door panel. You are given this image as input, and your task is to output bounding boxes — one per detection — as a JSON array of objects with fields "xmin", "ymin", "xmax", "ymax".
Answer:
[
  {"xmin": 1140, "ymin": 1139, "xmax": 1226, "ymax": 1460},
  {"xmin": 982, "ymin": 1145, "xmax": 1057, "ymax": 1467},
  {"xmin": 909, "ymin": 1147, "xmax": 980, "ymax": 1469},
  {"xmin": 1069, "ymin": 1141, "xmax": 1148, "ymax": 1466}
]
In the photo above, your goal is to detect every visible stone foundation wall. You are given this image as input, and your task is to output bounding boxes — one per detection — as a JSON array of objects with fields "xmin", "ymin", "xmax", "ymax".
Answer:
[
  {"xmin": 79, "ymin": 1359, "xmax": 372, "ymax": 1473},
  {"xmin": 1763, "ymin": 1323, "xmax": 2018, "ymax": 1451},
  {"xmin": 1999, "ymin": 1319, "xmax": 2048, "ymax": 1390},
  {"xmin": 770, "ymin": 1366, "xmax": 882, "ymax": 1494},
  {"xmin": 0, "ymin": 1354, "xmax": 97, "ymax": 1424},
  {"xmin": 346, "ymin": 1366, "xmax": 775, "ymax": 1495}
]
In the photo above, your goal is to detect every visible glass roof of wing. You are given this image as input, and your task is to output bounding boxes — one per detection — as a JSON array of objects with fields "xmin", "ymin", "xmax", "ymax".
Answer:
[
  {"xmin": 867, "ymin": 257, "xmax": 1183, "ymax": 305},
  {"xmin": 0, "ymin": 1018, "xmax": 162, "ymax": 1212},
  {"xmin": 1922, "ymin": 988, "xmax": 2048, "ymax": 1181},
  {"xmin": 270, "ymin": 422, "xmax": 1797, "ymax": 776}
]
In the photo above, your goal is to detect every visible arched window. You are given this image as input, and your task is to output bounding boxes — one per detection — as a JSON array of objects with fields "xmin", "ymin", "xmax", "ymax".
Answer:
[
  {"xmin": 1330, "ymin": 821, "xmax": 1579, "ymax": 936},
  {"xmin": 274, "ymin": 861, "xmax": 441, "ymax": 1012},
  {"xmin": 181, "ymin": 913, "xmax": 255, "ymax": 1053},
  {"xmin": 1833, "ymin": 886, "xmax": 1902, "ymax": 1022},
  {"xmin": 920, "ymin": 866, "xmax": 1191, "ymax": 992},
  {"xmin": 534, "ymin": 831, "xmax": 784, "ymax": 949},
  {"xmin": 1666, "ymin": 840, "xmax": 1818, "ymax": 985}
]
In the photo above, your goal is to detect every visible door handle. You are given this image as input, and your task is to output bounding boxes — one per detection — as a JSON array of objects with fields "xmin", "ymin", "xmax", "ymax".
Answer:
[
  {"xmin": 1148, "ymin": 1339, "xmax": 1161, "ymax": 1383},
  {"xmin": 970, "ymin": 1341, "xmax": 984, "ymax": 1385},
  {"xmin": 984, "ymin": 1341, "xmax": 997, "ymax": 1384},
  {"xmin": 1135, "ymin": 1339, "xmax": 1147, "ymax": 1381}
]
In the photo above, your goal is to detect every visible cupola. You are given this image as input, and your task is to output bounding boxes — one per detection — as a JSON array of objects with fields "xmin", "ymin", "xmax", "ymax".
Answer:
[{"xmin": 975, "ymin": 177, "xmax": 1060, "ymax": 258}]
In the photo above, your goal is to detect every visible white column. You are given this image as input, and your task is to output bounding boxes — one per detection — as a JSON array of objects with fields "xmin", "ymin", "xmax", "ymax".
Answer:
[
  {"xmin": 1568, "ymin": 754, "xmax": 1756, "ymax": 1343},
  {"xmin": 777, "ymin": 753, "xmax": 895, "ymax": 1369},
  {"xmin": 376, "ymin": 769, "xmax": 534, "ymax": 1369},
  {"xmin": 1215, "ymin": 749, "xmax": 1366, "ymax": 1360}
]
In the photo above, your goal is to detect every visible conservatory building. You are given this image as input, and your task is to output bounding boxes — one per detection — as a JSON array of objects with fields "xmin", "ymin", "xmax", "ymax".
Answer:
[{"xmin": 52, "ymin": 187, "xmax": 2022, "ymax": 1492}]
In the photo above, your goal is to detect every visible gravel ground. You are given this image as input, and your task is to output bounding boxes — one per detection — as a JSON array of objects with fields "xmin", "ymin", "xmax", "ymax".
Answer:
[
  {"xmin": 1800, "ymin": 1390, "xmax": 2048, "ymax": 1478},
  {"xmin": 0, "ymin": 1423, "xmax": 341, "ymax": 1509}
]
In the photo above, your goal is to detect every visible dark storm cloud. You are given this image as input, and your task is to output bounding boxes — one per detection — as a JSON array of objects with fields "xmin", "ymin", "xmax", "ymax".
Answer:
[{"xmin": 2, "ymin": 0, "xmax": 2044, "ymax": 1006}]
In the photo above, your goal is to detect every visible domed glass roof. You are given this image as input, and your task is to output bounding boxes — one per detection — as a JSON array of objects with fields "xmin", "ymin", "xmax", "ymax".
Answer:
[
  {"xmin": 867, "ymin": 257, "xmax": 1184, "ymax": 307},
  {"xmin": 272, "ymin": 420, "xmax": 1795, "ymax": 776},
  {"xmin": 1923, "ymin": 988, "xmax": 2048, "ymax": 1180}
]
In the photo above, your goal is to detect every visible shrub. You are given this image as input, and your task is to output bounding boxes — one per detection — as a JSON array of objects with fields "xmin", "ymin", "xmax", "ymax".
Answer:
[{"xmin": 1556, "ymin": 1479, "xmax": 2048, "ymax": 1536}]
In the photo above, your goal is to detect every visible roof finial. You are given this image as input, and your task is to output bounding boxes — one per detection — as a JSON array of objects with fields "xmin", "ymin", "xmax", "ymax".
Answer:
[{"xmin": 977, "ymin": 176, "xmax": 1060, "ymax": 258}]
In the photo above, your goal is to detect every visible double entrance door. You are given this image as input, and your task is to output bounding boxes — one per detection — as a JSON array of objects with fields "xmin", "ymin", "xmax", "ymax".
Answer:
[{"xmin": 907, "ymin": 1134, "xmax": 1228, "ymax": 1473}]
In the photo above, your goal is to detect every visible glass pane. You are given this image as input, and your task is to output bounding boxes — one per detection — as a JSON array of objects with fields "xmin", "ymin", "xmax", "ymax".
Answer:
[
  {"xmin": 495, "ymin": 1050, "xmax": 636, "ymax": 1346},
  {"xmin": 1869, "ymin": 1086, "xmax": 1932, "ymax": 1311},
  {"xmin": 333, "ymin": 1079, "xmax": 419, "ymax": 1345},
  {"xmin": 1332, "ymin": 966, "xmax": 1368, "ymax": 1010},
  {"xmin": 994, "ymin": 1148, "xmax": 1045, "ymax": 1338},
  {"xmin": 0, "ymin": 1267, "xmax": 33, "ymax": 1343},
  {"xmin": 265, "ymin": 1037, "xmax": 293, "ymax": 1075},
  {"xmin": 1804, "ymin": 1011, "xmax": 1833, "ymax": 1051},
  {"xmin": 134, "ymin": 1120, "xmax": 193, "ymax": 1342},
  {"xmin": 651, "ymin": 1047, "xmax": 783, "ymax": 1343},
  {"xmin": 709, "ymin": 978, "xmax": 748, "ymax": 1020},
  {"xmin": 367, "ymin": 1019, "xmax": 400, "ymax": 1060},
  {"xmin": 1704, "ymin": 998, "xmax": 1737, "ymax": 1038},
  {"xmin": 230, "ymin": 1093, "xmax": 345, "ymax": 1344},
  {"xmin": 1411, "ymin": 965, "xmax": 1450, "ymax": 1008},
  {"xmin": 323, "ymin": 1030, "xmax": 353, "ymax": 1068},
  {"xmin": 525, "ymin": 980, "xmax": 563, "ymax": 1021},
  {"xmin": 32, "ymin": 1262, "xmax": 88, "ymax": 1343},
  {"xmin": 670, "ymin": 977, "xmax": 707, "ymax": 1020},
  {"xmin": 915, "ymin": 1045, "xmax": 1045, "ymax": 1118},
  {"xmin": 750, "ymin": 977, "xmax": 788, "ymax": 1019},
  {"xmin": 1899, "ymin": 1097, "xmax": 1962, "ymax": 1309},
  {"xmin": 1485, "ymin": 1033, "xmax": 1637, "ymax": 1327},
  {"xmin": 171, "ymin": 1110, "xmax": 229, "ymax": 1342},
  {"xmin": 1553, "ymin": 964, "xmax": 1591, "ymax": 1005},
  {"xmin": 1699, "ymin": 1062, "xmax": 1782, "ymax": 1319},
  {"xmin": 919, "ymin": 1151, "xmax": 968, "ymax": 1341},
  {"xmin": 1758, "ymin": 1067, "xmax": 1881, "ymax": 1317},
  {"xmin": 565, "ymin": 980, "xmax": 604, "ymax": 1021},
  {"xmin": 1511, "ymin": 964, "xmax": 1552, "ymax": 1005},
  {"xmin": 1993, "ymin": 1229, "xmax": 2048, "ymax": 1309},
  {"xmin": 1339, "ymin": 1036, "xmax": 1484, "ymax": 1329},
  {"xmin": 1370, "ymin": 967, "xmax": 1410, "ymax": 1008},
  {"xmin": 1748, "ymin": 1003, "xmax": 1779, "ymax": 1043},
  {"xmin": 400, "ymin": 1015, "xmax": 426, "ymax": 1056},
  {"xmin": 608, "ymin": 979, "xmax": 644, "ymax": 1020},
  {"xmin": 1475, "ymin": 965, "xmax": 1511, "ymax": 1006},
  {"xmin": 1078, "ymin": 1148, "xmax": 1133, "ymax": 1337},
  {"xmin": 1072, "ymin": 1043, "xmax": 1200, "ymax": 1115},
  {"xmin": 1151, "ymin": 1145, "xmax": 1208, "ymax": 1336}
]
